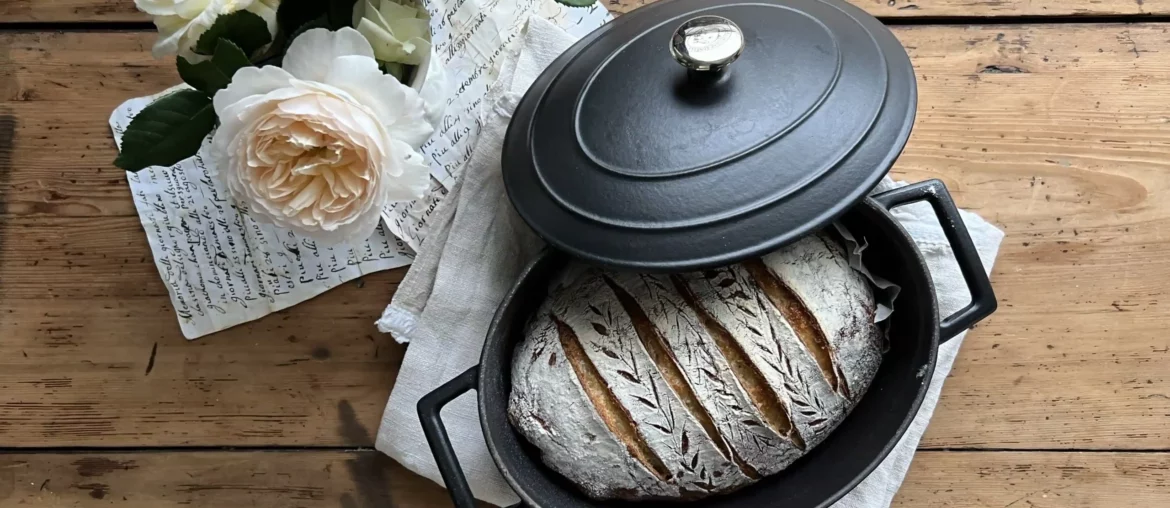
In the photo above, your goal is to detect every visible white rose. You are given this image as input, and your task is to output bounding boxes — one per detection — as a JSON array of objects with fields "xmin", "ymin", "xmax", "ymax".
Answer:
[
  {"xmin": 211, "ymin": 27, "xmax": 433, "ymax": 244},
  {"xmin": 136, "ymin": 0, "xmax": 280, "ymax": 59},
  {"xmin": 353, "ymin": 0, "xmax": 432, "ymax": 66}
]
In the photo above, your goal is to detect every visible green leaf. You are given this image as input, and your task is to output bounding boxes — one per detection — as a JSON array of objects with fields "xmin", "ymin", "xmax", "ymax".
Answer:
[
  {"xmin": 553, "ymin": 0, "xmax": 597, "ymax": 6},
  {"xmin": 113, "ymin": 90, "xmax": 216, "ymax": 172},
  {"xmin": 176, "ymin": 39, "xmax": 253, "ymax": 96},
  {"xmin": 177, "ymin": 57, "xmax": 228, "ymax": 95},
  {"xmin": 212, "ymin": 39, "xmax": 252, "ymax": 75},
  {"xmin": 328, "ymin": 0, "xmax": 359, "ymax": 29},
  {"xmin": 194, "ymin": 10, "xmax": 272, "ymax": 57}
]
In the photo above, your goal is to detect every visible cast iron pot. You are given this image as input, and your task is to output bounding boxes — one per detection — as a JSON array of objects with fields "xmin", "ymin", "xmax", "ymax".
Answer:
[{"xmin": 418, "ymin": 179, "xmax": 996, "ymax": 508}]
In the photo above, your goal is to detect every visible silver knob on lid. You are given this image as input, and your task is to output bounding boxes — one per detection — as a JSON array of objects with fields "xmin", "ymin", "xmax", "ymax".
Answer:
[{"xmin": 670, "ymin": 15, "xmax": 744, "ymax": 73}]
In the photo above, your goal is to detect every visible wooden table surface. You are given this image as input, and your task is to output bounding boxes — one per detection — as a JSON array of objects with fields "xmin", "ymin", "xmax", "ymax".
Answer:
[{"xmin": 3, "ymin": 0, "xmax": 1170, "ymax": 506}]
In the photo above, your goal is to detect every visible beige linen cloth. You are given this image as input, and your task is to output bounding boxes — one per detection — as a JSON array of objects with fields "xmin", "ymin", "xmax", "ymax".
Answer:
[{"xmin": 375, "ymin": 16, "xmax": 1006, "ymax": 508}]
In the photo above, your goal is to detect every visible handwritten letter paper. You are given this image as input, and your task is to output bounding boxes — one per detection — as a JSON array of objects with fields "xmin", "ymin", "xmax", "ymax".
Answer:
[
  {"xmin": 110, "ymin": 0, "xmax": 610, "ymax": 337},
  {"xmin": 382, "ymin": 0, "xmax": 610, "ymax": 248},
  {"xmin": 111, "ymin": 97, "xmax": 414, "ymax": 340}
]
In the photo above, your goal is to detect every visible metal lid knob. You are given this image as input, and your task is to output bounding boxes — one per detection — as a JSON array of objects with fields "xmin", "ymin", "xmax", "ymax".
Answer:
[{"xmin": 670, "ymin": 15, "xmax": 744, "ymax": 73}]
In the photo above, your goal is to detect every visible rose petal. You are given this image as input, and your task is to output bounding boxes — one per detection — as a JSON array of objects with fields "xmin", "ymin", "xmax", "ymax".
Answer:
[
  {"xmin": 287, "ymin": 178, "xmax": 326, "ymax": 212},
  {"xmin": 379, "ymin": 0, "xmax": 418, "ymax": 20},
  {"xmin": 319, "ymin": 61, "xmax": 432, "ymax": 148},
  {"xmin": 312, "ymin": 201, "xmax": 383, "ymax": 245},
  {"xmin": 335, "ymin": 167, "xmax": 365, "ymax": 197},
  {"xmin": 323, "ymin": 55, "xmax": 431, "ymax": 147},
  {"xmin": 149, "ymin": 14, "xmax": 193, "ymax": 58},
  {"xmin": 388, "ymin": 17, "xmax": 429, "ymax": 41},
  {"xmin": 321, "ymin": 55, "xmax": 391, "ymax": 116},
  {"xmin": 140, "ymin": 0, "xmax": 277, "ymax": 59},
  {"xmin": 213, "ymin": 66, "xmax": 295, "ymax": 117},
  {"xmin": 357, "ymin": 19, "xmax": 412, "ymax": 64},
  {"xmin": 207, "ymin": 23, "xmax": 433, "ymax": 244},
  {"xmin": 381, "ymin": 139, "xmax": 430, "ymax": 201},
  {"xmin": 283, "ymin": 28, "xmax": 376, "ymax": 83}
]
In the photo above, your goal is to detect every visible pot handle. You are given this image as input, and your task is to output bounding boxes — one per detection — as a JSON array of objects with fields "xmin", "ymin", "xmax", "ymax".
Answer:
[
  {"xmin": 872, "ymin": 179, "xmax": 997, "ymax": 342},
  {"xmin": 418, "ymin": 366, "xmax": 480, "ymax": 508}
]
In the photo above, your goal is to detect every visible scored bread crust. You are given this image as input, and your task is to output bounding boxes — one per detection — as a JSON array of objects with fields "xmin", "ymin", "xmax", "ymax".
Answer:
[
  {"xmin": 764, "ymin": 235, "xmax": 884, "ymax": 400},
  {"xmin": 556, "ymin": 273, "xmax": 752, "ymax": 497},
  {"xmin": 508, "ymin": 233, "xmax": 884, "ymax": 501},
  {"xmin": 607, "ymin": 271, "xmax": 804, "ymax": 478},
  {"xmin": 510, "ymin": 310, "xmax": 672, "ymax": 500}
]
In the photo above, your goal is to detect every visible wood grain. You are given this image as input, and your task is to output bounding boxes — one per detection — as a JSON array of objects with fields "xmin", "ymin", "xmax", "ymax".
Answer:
[
  {"xmin": 0, "ymin": 451, "xmax": 1165, "ymax": 507},
  {"xmin": 5, "ymin": 0, "xmax": 1169, "ymax": 22},
  {"xmin": 5, "ymin": 24, "xmax": 1170, "ymax": 450},
  {"xmin": 0, "ymin": 451, "xmax": 461, "ymax": 507},
  {"xmin": 0, "ymin": 273, "xmax": 407, "ymax": 446},
  {"xmin": 0, "ymin": 32, "xmax": 174, "ymax": 217},
  {"xmin": 893, "ymin": 451, "xmax": 1170, "ymax": 507},
  {"xmin": 889, "ymin": 23, "xmax": 1170, "ymax": 450},
  {"xmin": 0, "ymin": 0, "xmax": 142, "ymax": 23},
  {"xmin": 5, "ymin": 12, "xmax": 1170, "ymax": 508}
]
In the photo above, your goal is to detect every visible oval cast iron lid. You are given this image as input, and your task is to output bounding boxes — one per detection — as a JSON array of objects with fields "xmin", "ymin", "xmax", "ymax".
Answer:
[{"xmin": 502, "ymin": 0, "xmax": 917, "ymax": 271}]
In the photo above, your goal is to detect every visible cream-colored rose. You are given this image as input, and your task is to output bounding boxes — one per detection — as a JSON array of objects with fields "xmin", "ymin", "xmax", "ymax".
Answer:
[
  {"xmin": 211, "ymin": 28, "xmax": 433, "ymax": 244},
  {"xmin": 136, "ymin": 0, "xmax": 279, "ymax": 59},
  {"xmin": 353, "ymin": 0, "xmax": 432, "ymax": 66},
  {"xmin": 354, "ymin": 0, "xmax": 445, "ymax": 129}
]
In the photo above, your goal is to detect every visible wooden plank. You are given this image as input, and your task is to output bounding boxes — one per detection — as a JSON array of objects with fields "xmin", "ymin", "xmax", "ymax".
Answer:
[
  {"xmin": 0, "ymin": 32, "xmax": 174, "ymax": 217},
  {"xmin": 0, "ymin": 278, "xmax": 409, "ymax": 447},
  {"xmin": 4, "ymin": 0, "xmax": 1168, "ymax": 23},
  {"xmin": 0, "ymin": 451, "xmax": 463, "ymax": 507},
  {"xmin": 893, "ymin": 451, "xmax": 1170, "ymax": 507},
  {"xmin": 889, "ymin": 23, "xmax": 1170, "ymax": 449},
  {"xmin": 0, "ymin": 451, "xmax": 1166, "ymax": 507},
  {"xmin": 0, "ymin": 0, "xmax": 142, "ymax": 23},
  {"xmin": 3, "ymin": 24, "xmax": 1170, "ymax": 449},
  {"xmin": 0, "ymin": 216, "xmax": 195, "ymax": 298},
  {"xmin": 1, "ymin": 25, "xmax": 1166, "ymax": 217},
  {"xmin": 0, "ymin": 216, "xmax": 407, "ymax": 445}
]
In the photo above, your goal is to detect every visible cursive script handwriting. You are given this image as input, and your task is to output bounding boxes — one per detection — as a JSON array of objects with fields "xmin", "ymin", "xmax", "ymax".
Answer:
[
  {"xmin": 381, "ymin": 0, "xmax": 611, "ymax": 250},
  {"xmin": 111, "ymin": 96, "xmax": 415, "ymax": 339}
]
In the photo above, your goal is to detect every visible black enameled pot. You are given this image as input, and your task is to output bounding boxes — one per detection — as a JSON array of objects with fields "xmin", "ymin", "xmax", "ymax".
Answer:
[{"xmin": 419, "ymin": 180, "xmax": 997, "ymax": 508}]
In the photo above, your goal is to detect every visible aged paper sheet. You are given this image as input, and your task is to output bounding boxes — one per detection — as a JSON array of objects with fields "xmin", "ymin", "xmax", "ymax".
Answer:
[
  {"xmin": 382, "ymin": 0, "xmax": 610, "ymax": 248},
  {"xmin": 111, "ymin": 97, "xmax": 415, "ymax": 339},
  {"xmin": 110, "ymin": 0, "xmax": 611, "ymax": 337}
]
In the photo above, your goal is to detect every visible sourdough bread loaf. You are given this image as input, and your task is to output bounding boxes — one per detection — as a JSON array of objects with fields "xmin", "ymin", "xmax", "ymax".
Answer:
[{"xmin": 508, "ymin": 233, "xmax": 884, "ymax": 501}]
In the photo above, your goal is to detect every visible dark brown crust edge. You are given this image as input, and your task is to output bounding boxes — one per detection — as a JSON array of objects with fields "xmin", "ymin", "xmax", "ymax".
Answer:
[
  {"xmin": 600, "ymin": 275, "xmax": 761, "ymax": 480},
  {"xmin": 670, "ymin": 275, "xmax": 807, "ymax": 452},
  {"xmin": 552, "ymin": 314, "xmax": 673, "ymax": 482},
  {"xmin": 742, "ymin": 259, "xmax": 852, "ymax": 400}
]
